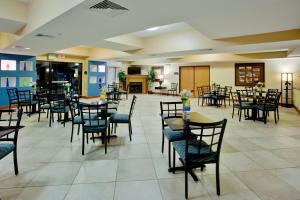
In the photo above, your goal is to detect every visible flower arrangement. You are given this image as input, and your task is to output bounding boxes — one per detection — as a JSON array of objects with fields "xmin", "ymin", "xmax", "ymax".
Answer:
[
  {"xmin": 254, "ymin": 81, "xmax": 264, "ymax": 92},
  {"xmin": 180, "ymin": 89, "xmax": 192, "ymax": 101}
]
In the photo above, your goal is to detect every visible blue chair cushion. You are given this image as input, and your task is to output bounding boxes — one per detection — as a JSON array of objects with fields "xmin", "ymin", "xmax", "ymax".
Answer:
[
  {"xmin": 51, "ymin": 106, "xmax": 70, "ymax": 113},
  {"xmin": 163, "ymin": 128, "xmax": 184, "ymax": 142},
  {"xmin": 110, "ymin": 114, "xmax": 129, "ymax": 123},
  {"xmin": 41, "ymin": 104, "xmax": 50, "ymax": 109},
  {"xmin": 173, "ymin": 140, "xmax": 216, "ymax": 163},
  {"xmin": 83, "ymin": 119, "xmax": 109, "ymax": 132},
  {"xmin": 0, "ymin": 143, "xmax": 15, "ymax": 159},
  {"xmin": 254, "ymin": 104, "xmax": 276, "ymax": 111},
  {"xmin": 73, "ymin": 115, "xmax": 83, "ymax": 124},
  {"xmin": 234, "ymin": 102, "xmax": 253, "ymax": 109},
  {"xmin": 10, "ymin": 99, "xmax": 18, "ymax": 104}
]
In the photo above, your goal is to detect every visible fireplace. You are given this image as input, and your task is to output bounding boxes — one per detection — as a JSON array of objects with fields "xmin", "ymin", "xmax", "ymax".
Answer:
[{"xmin": 129, "ymin": 82, "xmax": 142, "ymax": 93}]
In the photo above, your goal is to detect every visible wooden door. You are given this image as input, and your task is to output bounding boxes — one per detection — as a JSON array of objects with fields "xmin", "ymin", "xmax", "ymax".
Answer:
[
  {"xmin": 180, "ymin": 66, "xmax": 210, "ymax": 96},
  {"xmin": 194, "ymin": 66, "xmax": 210, "ymax": 95},
  {"xmin": 180, "ymin": 66, "xmax": 194, "ymax": 93}
]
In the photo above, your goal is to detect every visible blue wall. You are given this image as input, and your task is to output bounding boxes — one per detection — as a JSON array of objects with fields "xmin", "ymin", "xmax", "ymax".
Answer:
[
  {"xmin": 88, "ymin": 60, "xmax": 107, "ymax": 97},
  {"xmin": 0, "ymin": 53, "xmax": 36, "ymax": 106}
]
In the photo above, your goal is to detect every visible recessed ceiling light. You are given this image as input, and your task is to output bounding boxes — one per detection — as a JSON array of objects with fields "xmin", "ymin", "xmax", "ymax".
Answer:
[
  {"xmin": 147, "ymin": 27, "xmax": 159, "ymax": 31},
  {"xmin": 25, "ymin": 47, "xmax": 31, "ymax": 50}
]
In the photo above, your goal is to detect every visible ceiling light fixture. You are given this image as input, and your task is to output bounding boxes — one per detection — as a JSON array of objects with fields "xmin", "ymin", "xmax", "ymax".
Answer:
[
  {"xmin": 25, "ymin": 47, "xmax": 31, "ymax": 50},
  {"xmin": 147, "ymin": 27, "xmax": 159, "ymax": 31}
]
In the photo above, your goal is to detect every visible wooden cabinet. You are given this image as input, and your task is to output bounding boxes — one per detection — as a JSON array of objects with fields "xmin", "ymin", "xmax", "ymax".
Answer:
[{"xmin": 235, "ymin": 63, "xmax": 264, "ymax": 86}]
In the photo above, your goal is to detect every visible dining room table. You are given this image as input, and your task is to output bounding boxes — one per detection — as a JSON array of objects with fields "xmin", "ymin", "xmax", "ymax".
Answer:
[
  {"xmin": 164, "ymin": 112, "xmax": 213, "ymax": 181},
  {"xmin": 243, "ymin": 91, "xmax": 266, "ymax": 121}
]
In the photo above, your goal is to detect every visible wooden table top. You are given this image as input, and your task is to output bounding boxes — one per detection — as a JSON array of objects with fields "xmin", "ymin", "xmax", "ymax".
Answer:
[{"xmin": 164, "ymin": 112, "xmax": 212, "ymax": 131}]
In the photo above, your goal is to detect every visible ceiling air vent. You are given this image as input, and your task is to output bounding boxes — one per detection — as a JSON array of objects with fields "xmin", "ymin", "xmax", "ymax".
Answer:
[
  {"xmin": 35, "ymin": 34, "xmax": 56, "ymax": 39},
  {"xmin": 89, "ymin": 0, "xmax": 128, "ymax": 17}
]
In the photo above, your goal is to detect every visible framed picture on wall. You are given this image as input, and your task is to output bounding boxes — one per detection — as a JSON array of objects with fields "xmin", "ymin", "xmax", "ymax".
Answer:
[
  {"xmin": 1, "ymin": 77, "xmax": 16, "ymax": 87},
  {"xmin": 90, "ymin": 65, "xmax": 97, "ymax": 72},
  {"xmin": 0, "ymin": 60, "xmax": 16, "ymax": 71},
  {"xmin": 89, "ymin": 76, "xmax": 97, "ymax": 84},
  {"xmin": 19, "ymin": 77, "xmax": 33, "ymax": 87},
  {"xmin": 98, "ymin": 65, "xmax": 105, "ymax": 72},
  {"xmin": 235, "ymin": 63, "xmax": 265, "ymax": 86},
  {"xmin": 20, "ymin": 61, "xmax": 33, "ymax": 71}
]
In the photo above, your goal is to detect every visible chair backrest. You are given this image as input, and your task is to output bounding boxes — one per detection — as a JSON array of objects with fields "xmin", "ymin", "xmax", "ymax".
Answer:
[
  {"xmin": 69, "ymin": 96, "xmax": 80, "ymax": 120},
  {"xmin": 225, "ymin": 86, "xmax": 232, "ymax": 95},
  {"xmin": 36, "ymin": 92, "xmax": 49, "ymax": 106},
  {"xmin": 171, "ymin": 83, "xmax": 178, "ymax": 90},
  {"xmin": 6, "ymin": 88, "xmax": 18, "ymax": 103},
  {"xmin": 217, "ymin": 87, "xmax": 227, "ymax": 96},
  {"xmin": 49, "ymin": 93, "xmax": 66, "ymax": 111},
  {"xmin": 230, "ymin": 91, "xmax": 239, "ymax": 105},
  {"xmin": 160, "ymin": 101, "xmax": 183, "ymax": 119},
  {"xmin": 0, "ymin": 109, "xmax": 23, "ymax": 145},
  {"xmin": 17, "ymin": 90, "xmax": 32, "ymax": 105},
  {"xmin": 265, "ymin": 91, "xmax": 278, "ymax": 106},
  {"xmin": 129, "ymin": 95, "xmax": 137, "ymax": 119},
  {"xmin": 108, "ymin": 84, "xmax": 117, "ymax": 92},
  {"xmin": 184, "ymin": 119, "xmax": 227, "ymax": 161},
  {"xmin": 201, "ymin": 86, "xmax": 211, "ymax": 94},
  {"xmin": 80, "ymin": 103, "xmax": 108, "ymax": 133}
]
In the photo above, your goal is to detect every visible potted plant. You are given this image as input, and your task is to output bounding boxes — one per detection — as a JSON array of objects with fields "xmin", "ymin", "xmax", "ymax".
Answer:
[
  {"xmin": 117, "ymin": 70, "xmax": 126, "ymax": 89},
  {"xmin": 146, "ymin": 69, "xmax": 156, "ymax": 93}
]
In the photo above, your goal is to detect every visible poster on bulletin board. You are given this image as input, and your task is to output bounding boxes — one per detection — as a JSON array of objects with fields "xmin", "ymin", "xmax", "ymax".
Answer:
[
  {"xmin": 20, "ymin": 61, "xmax": 33, "ymax": 71},
  {"xmin": 1, "ymin": 77, "xmax": 16, "ymax": 87},
  {"xmin": 90, "ymin": 65, "xmax": 97, "ymax": 72},
  {"xmin": 89, "ymin": 76, "xmax": 97, "ymax": 84},
  {"xmin": 19, "ymin": 77, "xmax": 33, "ymax": 87}
]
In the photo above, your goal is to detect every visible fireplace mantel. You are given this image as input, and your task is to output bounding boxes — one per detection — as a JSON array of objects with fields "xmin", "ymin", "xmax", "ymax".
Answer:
[{"xmin": 126, "ymin": 75, "xmax": 148, "ymax": 94}]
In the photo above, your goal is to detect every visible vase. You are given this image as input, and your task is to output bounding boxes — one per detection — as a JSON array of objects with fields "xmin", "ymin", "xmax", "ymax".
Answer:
[{"xmin": 182, "ymin": 99, "xmax": 191, "ymax": 112}]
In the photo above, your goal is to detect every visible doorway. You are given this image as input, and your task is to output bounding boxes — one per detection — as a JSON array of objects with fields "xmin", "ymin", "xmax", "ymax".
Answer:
[{"xmin": 179, "ymin": 66, "xmax": 210, "ymax": 96}]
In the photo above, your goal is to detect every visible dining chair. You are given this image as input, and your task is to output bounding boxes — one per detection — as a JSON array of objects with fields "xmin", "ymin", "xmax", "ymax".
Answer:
[
  {"xmin": 80, "ymin": 103, "xmax": 109, "ymax": 155},
  {"xmin": 168, "ymin": 83, "xmax": 178, "ymax": 96},
  {"xmin": 225, "ymin": 86, "xmax": 232, "ymax": 105},
  {"xmin": 172, "ymin": 119, "xmax": 227, "ymax": 199},
  {"xmin": 36, "ymin": 92, "xmax": 50, "ymax": 122},
  {"xmin": 69, "ymin": 96, "xmax": 82, "ymax": 142},
  {"xmin": 6, "ymin": 88, "xmax": 18, "ymax": 110},
  {"xmin": 254, "ymin": 91, "xmax": 279, "ymax": 124},
  {"xmin": 160, "ymin": 101, "xmax": 184, "ymax": 168},
  {"xmin": 0, "ymin": 109, "xmax": 23, "ymax": 175},
  {"xmin": 17, "ymin": 90, "xmax": 38, "ymax": 115},
  {"xmin": 231, "ymin": 91, "xmax": 253, "ymax": 121},
  {"xmin": 110, "ymin": 95, "xmax": 137, "ymax": 141},
  {"xmin": 48, "ymin": 93, "xmax": 69, "ymax": 127},
  {"xmin": 198, "ymin": 86, "xmax": 212, "ymax": 106},
  {"xmin": 211, "ymin": 87, "xmax": 227, "ymax": 107}
]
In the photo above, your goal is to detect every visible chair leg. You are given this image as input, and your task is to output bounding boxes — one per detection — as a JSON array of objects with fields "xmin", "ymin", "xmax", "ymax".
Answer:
[
  {"xmin": 239, "ymin": 109, "xmax": 242, "ymax": 122},
  {"xmin": 185, "ymin": 163, "xmax": 188, "ymax": 199},
  {"xmin": 232, "ymin": 107, "xmax": 235, "ymax": 118},
  {"xmin": 277, "ymin": 108, "xmax": 280, "ymax": 120},
  {"xmin": 172, "ymin": 148, "xmax": 175, "ymax": 174},
  {"xmin": 82, "ymin": 132, "xmax": 85, "ymax": 155},
  {"xmin": 49, "ymin": 111, "xmax": 52, "ymax": 127},
  {"xmin": 13, "ymin": 149, "xmax": 19, "ymax": 175},
  {"xmin": 108, "ymin": 124, "xmax": 111, "ymax": 143},
  {"xmin": 70, "ymin": 123, "xmax": 74, "ymax": 142},
  {"xmin": 274, "ymin": 111, "xmax": 277, "ymax": 124},
  {"xmin": 46, "ymin": 109, "xmax": 49, "ymax": 118},
  {"xmin": 128, "ymin": 122, "xmax": 132, "ymax": 141},
  {"xmin": 104, "ymin": 130, "xmax": 107, "ymax": 154},
  {"xmin": 86, "ymin": 133, "xmax": 89, "ymax": 144},
  {"xmin": 77, "ymin": 124, "xmax": 80, "ymax": 135},
  {"xmin": 161, "ymin": 132, "xmax": 165, "ymax": 153},
  {"xmin": 216, "ymin": 161, "xmax": 220, "ymax": 195},
  {"xmin": 38, "ymin": 109, "xmax": 41, "ymax": 122},
  {"xmin": 168, "ymin": 141, "xmax": 171, "ymax": 168}
]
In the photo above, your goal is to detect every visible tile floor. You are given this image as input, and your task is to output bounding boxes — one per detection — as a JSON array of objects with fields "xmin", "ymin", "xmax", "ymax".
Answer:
[{"xmin": 1, "ymin": 94, "xmax": 300, "ymax": 200}]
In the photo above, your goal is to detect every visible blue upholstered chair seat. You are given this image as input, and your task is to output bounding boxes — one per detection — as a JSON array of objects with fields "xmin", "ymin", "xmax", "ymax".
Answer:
[
  {"xmin": 163, "ymin": 128, "xmax": 184, "ymax": 142},
  {"xmin": 41, "ymin": 104, "xmax": 50, "ymax": 109},
  {"xmin": 0, "ymin": 143, "xmax": 15, "ymax": 159},
  {"xmin": 83, "ymin": 119, "xmax": 109, "ymax": 132},
  {"xmin": 10, "ymin": 99, "xmax": 18, "ymax": 104},
  {"xmin": 110, "ymin": 114, "xmax": 129, "ymax": 123},
  {"xmin": 233, "ymin": 102, "xmax": 253, "ymax": 109},
  {"xmin": 173, "ymin": 140, "xmax": 216, "ymax": 163},
  {"xmin": 254, "ymin": 104, "xmax": 276, "ymax": 111},
  {"xmin": 51, "ymin": 106, "xmax": 70, "ymax": 113},
  {"xmin": 73, "ymin": 114, "xmax": 98, "ymax": 124}
]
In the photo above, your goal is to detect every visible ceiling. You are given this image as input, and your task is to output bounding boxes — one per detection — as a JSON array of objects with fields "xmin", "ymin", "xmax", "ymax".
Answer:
[{"xmin": 1, "ymin": 0, "xmax": 300, "ymax": 63}]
